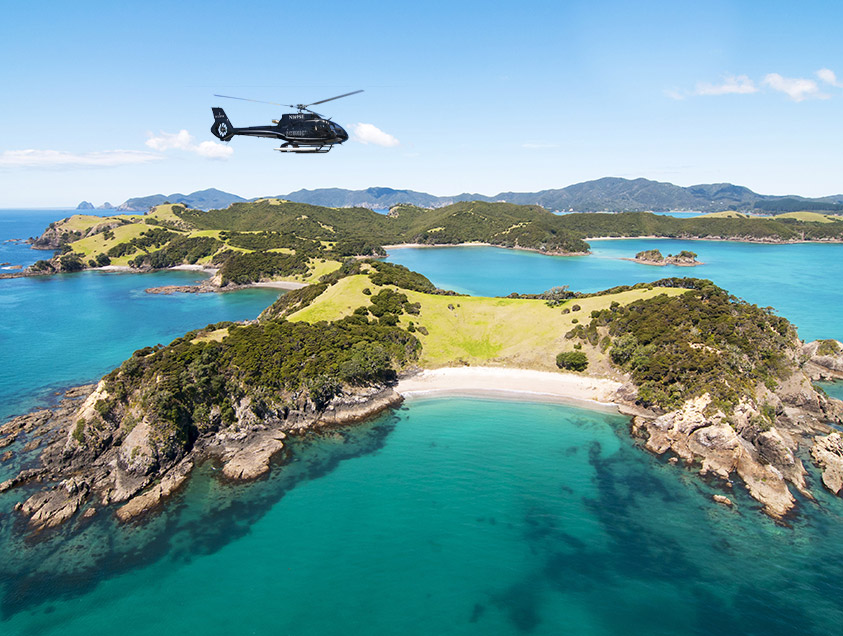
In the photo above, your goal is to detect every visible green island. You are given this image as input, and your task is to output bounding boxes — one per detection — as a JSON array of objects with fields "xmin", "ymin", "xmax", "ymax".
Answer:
[
  {"xmin": 9, "ymin": 200, "xmax": 843, "ymax": 282},
  {"xmin": 3, "ymin": 200, "xmax": 843, "ymax": 531}
]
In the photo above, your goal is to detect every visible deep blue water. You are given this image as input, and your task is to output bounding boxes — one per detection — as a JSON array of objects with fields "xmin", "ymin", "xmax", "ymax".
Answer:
[
  {"xmin": 386, "ymin": 240, "xmax": 843, "ymax": 342},
  {"xmin": 1, "ymin": 211, "xmax": 842, "ymax": 635}
]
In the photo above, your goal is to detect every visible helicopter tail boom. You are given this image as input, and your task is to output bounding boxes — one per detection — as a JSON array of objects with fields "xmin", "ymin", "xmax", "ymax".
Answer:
[{"xmin": 210, "ymin": 107, "xmax": 235, "ymax": 142}]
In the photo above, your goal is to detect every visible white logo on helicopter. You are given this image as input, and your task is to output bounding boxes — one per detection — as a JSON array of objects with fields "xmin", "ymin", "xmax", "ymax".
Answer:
[{"xmin": 218, "ymin": 123, "xmax": 229, "ymax": 137}]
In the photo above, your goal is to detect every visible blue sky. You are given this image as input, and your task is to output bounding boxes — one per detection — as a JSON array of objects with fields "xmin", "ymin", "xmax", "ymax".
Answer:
[{"xmin": 1, "ymin": 0, "xmax": 842, "ymax": 206}]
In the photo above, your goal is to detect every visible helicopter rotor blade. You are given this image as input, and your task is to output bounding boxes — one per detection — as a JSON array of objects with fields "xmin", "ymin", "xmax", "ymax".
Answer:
[
  {"xmin": 213, "ymin": 94, "xmax": 295, "ymax": 108},
  {"xmin": 304, "ymin": 89, "xmax": 364, "ymax": 108}
]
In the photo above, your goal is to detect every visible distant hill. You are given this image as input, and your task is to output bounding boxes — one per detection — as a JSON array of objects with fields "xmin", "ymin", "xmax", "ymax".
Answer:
[
  {"xmin": 111, "ymin": 179, "xmax": 843, "ymax": 213},
  {"xmin": 117, "ymin": 188, "xmax": 246, "ymax": 212},
  {"xmin": 276, "ymin": 186, "xmax": 489, "ymax": 209},
  {"xmin": 277, "ymin": 178, "xmax": 841, "ymax": 213}
]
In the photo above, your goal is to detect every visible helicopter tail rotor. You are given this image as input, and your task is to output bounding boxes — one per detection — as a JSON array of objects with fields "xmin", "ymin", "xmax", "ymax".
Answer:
[{"xmin": 210, "ymin": 107, "xmax": 235, "ymax": 141}]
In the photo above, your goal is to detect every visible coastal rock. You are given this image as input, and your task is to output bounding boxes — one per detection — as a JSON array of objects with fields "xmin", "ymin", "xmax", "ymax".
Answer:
[
  {"xmin": 221, "ymin": 431, "xmax": 286, "ymax": 480},
  {"xmin": 118, "ymin": 419, "xmax": 159, "ymax": 475},
  {"xmin": 20, "ymin": 477, "xmax": 89, "ymax": 531},
  {"xmin": 712, "ymin": 494, "xmax": 733, "ymax": 507},
  {"xmin": 802, "ymin": 340, "xmax": 843, "ymax": 380},
  {"xmin": 3, "ymin": 375, "xmax": 407, "ymax": 531},
  {"xmin": 317, "ymin": 387, "xmax": 403, "ymax": 426},
  {"xmin": 811, "ymin": 433, "xmax": 843, "ymax": 495},
  {"xmin": 0, "ymin": 468, "xmax": 47, "ymax": 493},
  {"xmin": 631, "ymin": 394, "xmax": 798, "ymax": 519},
  {"xmin": 116, "ymin": 458, "xmax": 194, "ymax": 522}
]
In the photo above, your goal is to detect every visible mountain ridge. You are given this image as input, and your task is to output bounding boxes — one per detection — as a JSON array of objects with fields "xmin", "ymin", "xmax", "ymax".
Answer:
[{"xmin": 111, "ymin": 178, "xmax": 843, "ymax": 213}]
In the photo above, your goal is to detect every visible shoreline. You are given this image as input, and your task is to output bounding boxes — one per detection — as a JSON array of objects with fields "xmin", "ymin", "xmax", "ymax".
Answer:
[
  {"xmin": 619, "ymin": 257, "xmax": 703, "ymax": 267},
  {"xmin": 395, "ymin": 367, "xmax": 624, "ymax": 413},
  {"xmin": 587, "ymin": 235, "xmax": 843, "ymax": 245},
  {"xmin": 383, "ymin": 242, "xmax": 588, "ymax": 257}
]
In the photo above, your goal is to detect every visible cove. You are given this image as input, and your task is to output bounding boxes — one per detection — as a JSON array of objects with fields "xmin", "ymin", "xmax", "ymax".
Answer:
[
  {"xmin": 2, "ymin": 397, "xmax": 842, "ymax": 635},
  {"xmin": 385, "ymin": 240, "xmax": 843, "ymax": 342}
]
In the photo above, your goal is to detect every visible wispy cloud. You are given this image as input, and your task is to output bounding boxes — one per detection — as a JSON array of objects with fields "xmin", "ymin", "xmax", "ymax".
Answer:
[
  {"xmin": 146, "ymin": 130, "xmax": 233, "ymax": 158},
  {"xmin": 522, "ymin": 142, "xmax": 559, "ymax": 149},
  {"xmin": 693, "ymin": 75, "xmax": 758, "ymax": 96},
  {"xmin": 351, "ymin": 123, "xmax": 399, "ymax": 147},
  {"xmin": 817, "ymin": 68, "xmax": 843, "ymax": 88},
  {"xmin": 762, "ymin": 73, "xmax": 827, "ymax": 102},
  {"xmin": 0, "ymin": 149, "xmax": 161, "ymax": 169},
  {"xmin": 672, "ymin": 69, "xmax": 838, "ymax": 102}
]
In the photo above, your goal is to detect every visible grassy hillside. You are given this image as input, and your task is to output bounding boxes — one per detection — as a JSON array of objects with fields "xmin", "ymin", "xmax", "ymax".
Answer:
[
  {"xmin": 30, "ymin": 200, "xmax": 843, "ymax": 278},
  {"xmin": 287, "ymin": 273, "xmax": 686, "ymax": 370},
  {"xmin": 556, "ymin": 210, "xmax": 843, "ymax": 240}
]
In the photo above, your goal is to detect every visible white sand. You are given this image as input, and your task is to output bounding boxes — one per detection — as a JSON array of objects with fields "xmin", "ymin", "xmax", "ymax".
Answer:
[
  {"xmin": 250, "ymin": 280, "xmax": 308, "ymax": 290},
  {"xmin": 396, "ymin": 367, "xmax": 623, "ymax": 411},
  {"xmin": 171, "ymin": 264, "xmax": 217, "ymax": 272}
]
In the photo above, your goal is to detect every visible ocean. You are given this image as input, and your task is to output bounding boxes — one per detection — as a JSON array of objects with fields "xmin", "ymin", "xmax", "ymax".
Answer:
[{"xmin": 1, "ymin": 210, "xmax": 842, "ymax": 635}]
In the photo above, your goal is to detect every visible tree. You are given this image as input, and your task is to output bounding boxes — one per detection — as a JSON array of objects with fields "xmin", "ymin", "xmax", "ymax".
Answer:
[{"xmin": 556, "ymin": 351, "xmax": 588, "ymax": 372}]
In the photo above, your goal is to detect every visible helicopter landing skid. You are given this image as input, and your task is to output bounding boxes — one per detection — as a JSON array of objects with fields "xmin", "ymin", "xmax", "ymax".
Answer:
[{"xmin": 275, "ymin": 145, "xmax": 331, "ymax": 153}]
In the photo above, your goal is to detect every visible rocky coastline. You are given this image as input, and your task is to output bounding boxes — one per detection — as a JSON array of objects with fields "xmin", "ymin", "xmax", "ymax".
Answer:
[
  {"xmin": 0, "ymin": 383, "xmax": 402, "ymax": 532},
  {"xmin": 3, "ymin": 338, "xmax": 843, "ymax": 532},
  {"xmin": 614, "ymin": 340, "xmax": 843, "ymax": 520}
]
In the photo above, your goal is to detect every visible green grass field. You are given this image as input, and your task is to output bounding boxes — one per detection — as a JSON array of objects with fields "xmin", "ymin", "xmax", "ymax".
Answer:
[
  {"xmin": 697, "ymin": 211, "xmax": 748, "ymax": 219},
  {"xmin": 289, "ymin": 275, "xmax": 686, "ymax": 370},
  {"xmin": 774, "ymin": 211, "xmax": 840, "ymax": 223}
]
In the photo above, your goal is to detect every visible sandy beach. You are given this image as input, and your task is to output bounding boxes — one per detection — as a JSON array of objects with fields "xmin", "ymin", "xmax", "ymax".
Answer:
[
  {"xmin": 396, "ymin": 367, "xmax": 623, "ymax": 411},
  {"xmin": 250, "ymin": 280, "xmax": 308, "ymax": 290}
]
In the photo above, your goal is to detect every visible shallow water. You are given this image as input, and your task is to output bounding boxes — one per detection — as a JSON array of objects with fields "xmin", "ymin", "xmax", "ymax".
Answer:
[
  {"xmin": 1, "ymin": 397, "xmax": 842, "ymax": 635},
  {"xmin": 0, "ymin": 269, "xmax": 281, "ymax": 420}
]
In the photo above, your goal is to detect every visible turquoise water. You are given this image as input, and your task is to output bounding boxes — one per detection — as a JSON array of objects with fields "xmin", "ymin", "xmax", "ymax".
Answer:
[
  {"xmin": 0, "ymin": 270, "xmax": 281, "ymax": 421},
  {"xmin": 0, "ymin": 209, "xmax": 116, "ymax": 270},
  {"xmin": 3, "ymin": 397, "xmax": 842, "ymax": 635},
  {"xmin": 386, "ymin": 240, "xmax": 843, "ymax": 342},
  {"xmin": 2, "ymin": 212, "xmax": 843, "ymax": 635}
]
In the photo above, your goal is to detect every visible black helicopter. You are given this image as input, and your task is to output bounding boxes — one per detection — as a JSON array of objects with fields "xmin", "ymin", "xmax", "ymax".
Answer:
[{"xmin": 210, "ymin": 90, "xmax": 362, "ymax": 153}]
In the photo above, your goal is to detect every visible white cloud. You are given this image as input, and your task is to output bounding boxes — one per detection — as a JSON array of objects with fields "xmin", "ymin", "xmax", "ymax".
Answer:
[
  {"xmin": 195, "ymin": 141, "xmax": 234, "ymax": 158},
  {"xmin": 663, "ymin": 88, "xmax": 685, "ymax": 101},
  {"xmin": 351, "ymin": 123, "xmax": 399, "ymax": 147},
  {"xmin": 762, "ymin": 73, "xmax": 828, "ymax": 101},
  {"xmin": 146, "ymin": 129, "xmax": 233, "ymax": 158},
  {"xmin": 694, "ymin": 75, "xmax": 758, "ymax": 96},
  {"xmin": 145, "ymin": 130, "xmax": 194, "ymax": 151},
  {"xmin": 817, "ymin": 68, "xmax": 843, "ymax": 88},
  {"xmin": 0, "ymin": 149, "xmax": 161, "ymax": 169}
]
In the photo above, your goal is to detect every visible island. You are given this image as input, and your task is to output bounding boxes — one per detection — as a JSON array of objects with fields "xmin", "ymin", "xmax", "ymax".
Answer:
[
  {"xmin": 629, "ymin": 249, "xmax": 701, "ymax": 266},
  {"xmin": 2, "ymin": 200, "xmax": 843, "ymax": 532},
  {"xmin": 6, "ymin": 199, "xmax": 843, "ymax": 284}
]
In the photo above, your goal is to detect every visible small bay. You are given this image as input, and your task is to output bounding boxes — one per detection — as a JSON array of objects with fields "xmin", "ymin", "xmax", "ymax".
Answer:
[
  {"xmin": 386, "ymin": 239, "xmax": 843, "ymax": 341},
  {"xmin": 2, "ymin": 398, "xmax": 842, "ymax": 635}
]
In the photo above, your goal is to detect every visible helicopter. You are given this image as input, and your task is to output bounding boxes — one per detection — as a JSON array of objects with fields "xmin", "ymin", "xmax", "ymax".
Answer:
[{"xmin": 210, "ymin": 90, "xmax": 362, "ymax": 153}]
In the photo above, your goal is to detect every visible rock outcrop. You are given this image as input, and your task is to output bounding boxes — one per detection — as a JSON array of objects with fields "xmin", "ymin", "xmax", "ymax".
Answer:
[
  {"xmin": 623, "ymin": 368, "xmax": 843, "ymax": 520},
  {"xmin": 2, "ymin": 382, "xmax": 403, "ymax": 533},
  {"xmin": 802, "ymin": 339, "xmax": 843, "ymax": 380},
  {"xmin": 811, "ymin": 433, "xmax": 843, "ymax": 495}
]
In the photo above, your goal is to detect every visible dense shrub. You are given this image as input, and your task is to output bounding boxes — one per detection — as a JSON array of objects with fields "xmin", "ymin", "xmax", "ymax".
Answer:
[{"xmin": 556, "ymin": 351, "xmax": 589, "ymax": 371}]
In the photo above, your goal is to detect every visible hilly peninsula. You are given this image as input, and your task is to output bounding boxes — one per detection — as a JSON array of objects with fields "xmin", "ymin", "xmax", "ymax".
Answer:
[{"xmin": 2, "ymin": 200, "xmax": 843, "ymax": 532}]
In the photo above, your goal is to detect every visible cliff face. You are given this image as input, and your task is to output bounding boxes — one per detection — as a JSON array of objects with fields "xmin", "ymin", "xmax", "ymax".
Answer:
[
  {"xmin": 2, "ymin": 317, "xmax": 418, "ymax": 532},
  {"xmin": 619, "ymin": 342, "xmax": 843, "ymax": 519},
  {"xmin": 2, "ymin": 379, "xmax": 403, "ymax": 531}
]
